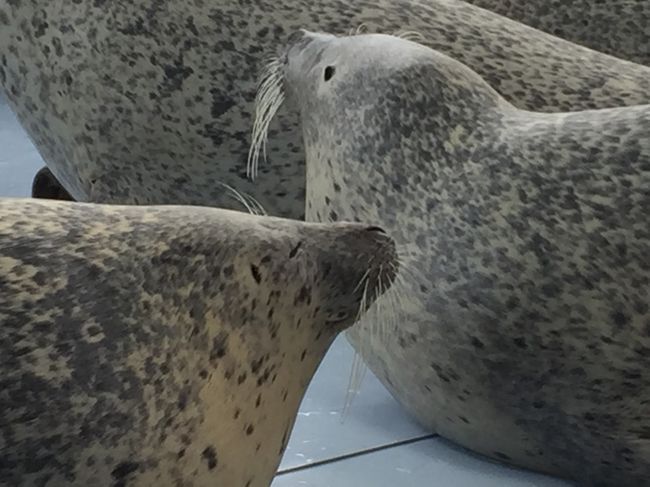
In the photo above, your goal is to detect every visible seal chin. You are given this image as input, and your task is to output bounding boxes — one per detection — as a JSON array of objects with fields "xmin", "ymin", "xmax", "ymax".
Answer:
[{"xmin": 321, "ymin": 223, "xmax": 399, "ymax": 328}]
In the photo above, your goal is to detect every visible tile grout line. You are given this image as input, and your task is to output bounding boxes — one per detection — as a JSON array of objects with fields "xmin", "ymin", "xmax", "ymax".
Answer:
[{"xmin": 275, "ymin": 434, "xmax": 437, "ymax": 476}]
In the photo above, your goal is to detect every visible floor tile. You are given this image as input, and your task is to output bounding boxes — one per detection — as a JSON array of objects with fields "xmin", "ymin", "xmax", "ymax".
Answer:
[
  {"xmin": 274, "ymin": 436, "xmax": 573, "ymax": 487},
  {"xmin": 278, "ymin": 335, "xmax": 428, "ymax": 471}
]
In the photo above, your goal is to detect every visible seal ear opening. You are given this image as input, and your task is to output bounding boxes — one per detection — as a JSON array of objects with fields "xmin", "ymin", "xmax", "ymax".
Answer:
[{"xmin": 324, "ymin": 66, "xmax": 335, "ymax": 82}]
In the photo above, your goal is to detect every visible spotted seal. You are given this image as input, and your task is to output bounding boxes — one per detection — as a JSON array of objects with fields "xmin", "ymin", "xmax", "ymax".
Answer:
[
  {"xmin": 0, "ymin": 198, "xmax": 397, "ymax": 487},
  {"xmin": 270, "ymin": 30, "xmax": 650, "ymax": 486},
  {"xmin": 2, "ymin": 1, "xmax": 650, "ymax": 220},
  {"xmin": 464, "ymin": 0, "xmax": 650, "ymax": 66}
]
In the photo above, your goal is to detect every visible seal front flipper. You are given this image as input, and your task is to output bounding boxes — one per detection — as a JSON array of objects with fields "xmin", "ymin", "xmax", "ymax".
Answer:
[{"xmin": 31, "ymin": 167, "xmax": 75, "ymax": 201}]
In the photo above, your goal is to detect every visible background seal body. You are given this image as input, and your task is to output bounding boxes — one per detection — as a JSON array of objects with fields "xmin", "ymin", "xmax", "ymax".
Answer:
[
  {"xmin": 281, "ymin": 31, "xmax": 650, "ymax": 486},
  {"xmin": 0, "ymin": 198, "xmax": 396, "ymax": 487},
  {"xmin": 464, "ymin": 0, "xmax": 650, "ymax": 66},
  {"xmin": 2, "ymin": 0, "xmax": 650, "ymax": 219}
]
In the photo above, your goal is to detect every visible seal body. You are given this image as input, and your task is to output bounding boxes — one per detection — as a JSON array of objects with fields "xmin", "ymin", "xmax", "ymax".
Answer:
[
  {"xmin": 2, "ymin": 1, "xmax": 650, "ymax": 219},
  {"xmin": 0, "ymin": 198, "xmax": 396, "ymax": 487},
  {"xmin": 465, "ymin": 0, "xmax": 650, "ymax": 66},
  {"xmin": 281, "ymin": 31, "xmax": 650, "ymax": 486}
]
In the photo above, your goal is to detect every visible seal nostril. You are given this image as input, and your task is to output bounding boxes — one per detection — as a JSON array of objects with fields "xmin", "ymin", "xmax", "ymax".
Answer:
[
  {"xmin": 365, "ymin": 226, "xmax": 387, "ymax": 234},
  {"xmin": 324, "ymin": 66, "xmax": 335, "ymax": 82}
]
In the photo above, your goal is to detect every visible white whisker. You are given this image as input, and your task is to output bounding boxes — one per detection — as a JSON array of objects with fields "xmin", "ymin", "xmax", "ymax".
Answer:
[
  {"xmin": 218, "ymin": 182, "xmax": 268, "ymax": 216},
  {"xmin": 247, "ymin": 57, "xmax": 285, "ymax": 181},
  {"xmin": 393, "ymin": 30, "xmax": 426, "ymax": 42}
]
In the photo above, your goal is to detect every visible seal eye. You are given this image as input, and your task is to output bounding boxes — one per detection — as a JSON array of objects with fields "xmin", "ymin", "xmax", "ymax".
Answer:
[{"xmin": 324, "ymin": 66, "xmax": 335, "ymax": 82}]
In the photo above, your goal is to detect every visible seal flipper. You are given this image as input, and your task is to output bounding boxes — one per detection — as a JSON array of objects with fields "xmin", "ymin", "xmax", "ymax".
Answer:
[{"xmin": 31, "ymin": 167, "xmax": 75, "ymax": 201}]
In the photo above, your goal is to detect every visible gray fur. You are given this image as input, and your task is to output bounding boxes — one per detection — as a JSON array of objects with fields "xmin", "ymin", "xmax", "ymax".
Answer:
[
  {"xmin": 281, "ymin": 31, "xmax": 650, "ymax": 487},
  {"xmin": 2, "ymin": 0, "xmax": 650, "ymax": 219},
  {"xmin": 465, "ymin": 0, "xmax": 650, "ymax": 66},
  {"xmin": 0, "ymin": 198, "xmax": 396, "ymax": 487}
]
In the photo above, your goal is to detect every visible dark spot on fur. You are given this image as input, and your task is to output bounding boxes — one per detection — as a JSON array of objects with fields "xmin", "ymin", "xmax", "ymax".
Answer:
[
  {"xmin": 255, "ymin": 394, "xmax": 261, "ymax": 408},
  {"xmin": 250, "ymin": 264, "xmax": 261, "ymax": 284},
  {"xmin": 209, "ymin": 89, "xmax": 236, "ymax": 118},
  {"xmin": 178, "ymin": 390, "xmax": 188, "ymax": 410},
  {"xmin": 470, "ymin": 337, "xmax": 484, "ymax": 349},
  {"xmin": 300, "ymin": 349, "xmax": 307, "ymax": 362},
  {"xmin": 246, "ymin": 424, "xmax": 254, "ymax": 435},
  {"xmin": 289, "ymin": 241, "xmax": 302, "ymax": 258},
  {"xmin": 251, "ymin": 357, "xmax": 263, "ymax": 374},
  {"xmin": 294, "ymin": 285, "xmax": 310, "ymax": 305},
  {"xmin": 611, "ymin": 310, "xmax": 629, "ymax": 327},
  {"xmin": 201, "ymin": 446, "xmax": 218, "ymax": 470},
  {"xmin": 513, "ymin": 337, "xmax": 527, "ymax": 349},
  {"xmin": 210, "ymin": 331, "xmax": 228, "ymax": 362},
  {"xmin": 111, "ymin": 461, "xmax": 139, "ymax": 481},
  {"xmin": 494, "ymin": 452, "xmax": 511, "ymax": 461}
]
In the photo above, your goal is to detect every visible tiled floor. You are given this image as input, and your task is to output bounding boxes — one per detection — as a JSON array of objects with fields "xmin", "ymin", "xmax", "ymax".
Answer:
[{"xmin": 0, "ymin": 94, "xmax": 573, "ymax": 486}]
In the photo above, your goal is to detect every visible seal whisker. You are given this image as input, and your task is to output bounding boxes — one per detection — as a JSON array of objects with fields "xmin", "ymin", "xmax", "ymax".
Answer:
[
  {"xmin": 219, "ymin": 182, "xmax": 267, "ymax": 216},
  {"xmin": 355, "ymin": 23, "xmax": 369, "ymax": 36},
  {"xmin": 341, "ymin": 348, "xmax": 368, "ymax": 422},
  {"xmin": 341, "ymin": 273, "xmax": 373, "ymax": 418},
  {"xmin": 353, "ymin": 268, "xmax": 372, "ymax": 294},
  {"xmin": 248, "ymin": 57, "xmax": 285, "ymax": 180},
  {"xmin": 393, "ymin": 30, "xmax": 426, "ymax": 42}
]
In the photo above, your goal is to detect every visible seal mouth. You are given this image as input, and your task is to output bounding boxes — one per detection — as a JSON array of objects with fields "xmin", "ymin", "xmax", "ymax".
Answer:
[{"xmin": 354, "ymin": 226, "xmax": 399, "ymax": 317}]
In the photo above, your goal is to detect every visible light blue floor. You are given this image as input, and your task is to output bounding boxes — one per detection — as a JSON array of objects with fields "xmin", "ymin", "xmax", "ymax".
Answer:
[{"xmin": 0, "ymin": 94, "xmax": 573, "ymax": 487}]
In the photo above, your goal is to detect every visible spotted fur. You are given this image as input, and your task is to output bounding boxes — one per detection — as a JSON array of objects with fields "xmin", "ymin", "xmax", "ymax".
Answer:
[
  {"xmin": 0, "ymin": 198, "xmax": 396, "ymax": 487},
  {"xmin": 2, "ymin": 0, "xmax": 650, "ymax": 219},
  {"xmin": 281, "ymin": 31, "xmax": 650, "ymax": 486},
  {"xmin": 465, "ymin": 0, "xmax": 650, "ymax": 66}
]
